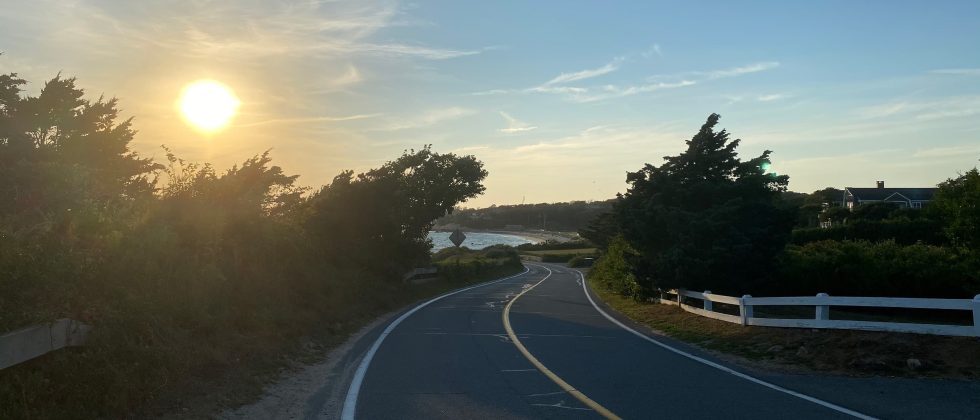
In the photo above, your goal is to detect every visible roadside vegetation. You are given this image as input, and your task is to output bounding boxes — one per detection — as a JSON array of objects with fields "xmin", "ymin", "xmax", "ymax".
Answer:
[
  {"xmin": 514, "ymin": 240, "xmax": 597, "ymax": 264},
  {"xmin": 582, "ymin": 113, "xmax": 980, "ymax": 377},
  {"xmin": 0, "ymin": 70, "xmax": 492, "ymax": 418},
  {"xmin": 431, "ymin": 245, "xmax": 523, "ymax": 282},
  {"xmin": 583, "ymin": 113, "xmax": 980, "ymax": 300}
]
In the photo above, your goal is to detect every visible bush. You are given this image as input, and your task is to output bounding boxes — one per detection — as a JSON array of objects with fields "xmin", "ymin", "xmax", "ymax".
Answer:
[
  {"xmin": 774, "ymin": 240, "xmax": 980, "ymax": 298},
  {"xmin": 791, "ymin": 218, "xmax": 946, "ymax": 246},
  {"xmin": 432, "ymin": 246, "xmax": 522, "ymax": 282},
  {"xmin": 588, "ymin": 236, "xmax": 643, "ymax": 299},
  {"xmin": 567, "ymin": 255, "xmax": 595, "ymax": 268}
]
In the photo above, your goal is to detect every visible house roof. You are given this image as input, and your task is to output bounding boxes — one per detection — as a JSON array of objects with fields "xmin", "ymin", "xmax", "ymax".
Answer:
[{"xmin": 845, "ymin": 187, "xmax": 937, "ymax": 201}]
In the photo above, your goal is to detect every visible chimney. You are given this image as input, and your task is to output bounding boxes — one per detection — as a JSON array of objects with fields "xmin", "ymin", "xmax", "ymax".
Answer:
[{"xmin": 876, "ymin": 180, "xmax": 885, "ymax": 189}]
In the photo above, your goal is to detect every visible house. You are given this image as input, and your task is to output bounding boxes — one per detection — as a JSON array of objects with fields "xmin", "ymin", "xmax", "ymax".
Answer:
[{"xmin": 843, "ymin": 181, "xmax": 937, "ymax": 209}]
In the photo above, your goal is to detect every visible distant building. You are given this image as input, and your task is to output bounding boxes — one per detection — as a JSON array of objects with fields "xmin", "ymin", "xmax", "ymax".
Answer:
[{"xmin": 843, "ymin": 181, "xmax": 937, "ymax": 209}]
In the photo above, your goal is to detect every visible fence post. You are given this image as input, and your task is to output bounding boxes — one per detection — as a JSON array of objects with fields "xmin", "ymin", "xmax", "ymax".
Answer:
[
  {"xmin": 740, "ymin": 295, "xmax": 753, "ymax": 326},
  {"xmin": 973, "ymin": 295, "xmax": 980, "ymax": 337},
  {"xmin": 816, "ymin": 292, "xmax": 830, "ymax": 321},
  {"xmin": 703, "ymin": 290, "xmax": 713, "ymax": 311},
  {"xmin": 676, "ymin": 289, "xmax": 683, "ymax": 306}
]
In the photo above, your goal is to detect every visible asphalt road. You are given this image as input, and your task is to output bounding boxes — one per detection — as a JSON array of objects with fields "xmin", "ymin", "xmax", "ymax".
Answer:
[{"xmin": 339, "ymin": 263, "xmax": 980, "ymax": 419}]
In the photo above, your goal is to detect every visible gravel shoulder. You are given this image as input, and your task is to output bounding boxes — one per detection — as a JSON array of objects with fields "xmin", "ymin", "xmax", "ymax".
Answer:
[{"xmin": 216, "ymin": 308, "xmax": 399, "ymax": 420}]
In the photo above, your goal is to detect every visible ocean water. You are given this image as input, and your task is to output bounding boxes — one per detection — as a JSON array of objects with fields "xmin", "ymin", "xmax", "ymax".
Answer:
[{"xmin": 428, "ymin": 231, "xmax": 534, "ymax": 252}]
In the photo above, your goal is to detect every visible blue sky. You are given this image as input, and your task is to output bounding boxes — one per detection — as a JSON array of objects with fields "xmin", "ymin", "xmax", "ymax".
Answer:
[{"xmin": 2, "ymin": 1, "xmax": 979, "ymax": 206}]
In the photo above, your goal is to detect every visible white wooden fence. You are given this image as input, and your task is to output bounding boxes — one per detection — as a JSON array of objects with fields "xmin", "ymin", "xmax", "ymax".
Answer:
[
  {"xmin": 0, "ymin": 318, "xmax": 91, "ymax": 370},
  {"xmin": 658, "ymin": 289, "xmax": 980, "ymax": 337}
]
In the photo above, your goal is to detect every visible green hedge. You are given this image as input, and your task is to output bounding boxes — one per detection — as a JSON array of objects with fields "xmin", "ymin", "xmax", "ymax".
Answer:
[
  {"xmin": 432, "ymin": 245, "xmax": 523, "ymax": 282},
  {"xmin": 791, "ymin": 218, "xmax": 946, "ymax": 246},
  {"xmin": 774, "ymin": 240, "xmax": 980, "ymax": 298}
]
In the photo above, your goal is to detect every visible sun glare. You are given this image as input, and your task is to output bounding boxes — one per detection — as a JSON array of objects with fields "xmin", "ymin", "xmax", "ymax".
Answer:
[{"xmin": 178, "ymin": 80, "xmax": 240, "ymax": 132}]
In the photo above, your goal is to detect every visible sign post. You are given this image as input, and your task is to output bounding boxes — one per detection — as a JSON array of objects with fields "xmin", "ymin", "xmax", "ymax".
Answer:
[{"xmin": 449, "ymin": 228, "xmax": 466, "ymax": 266}]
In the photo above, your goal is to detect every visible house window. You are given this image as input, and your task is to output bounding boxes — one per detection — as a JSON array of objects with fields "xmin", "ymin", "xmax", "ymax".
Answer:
[{"xmin": 912, "ymin": 202, "xmax": 922, "ymax": 209}]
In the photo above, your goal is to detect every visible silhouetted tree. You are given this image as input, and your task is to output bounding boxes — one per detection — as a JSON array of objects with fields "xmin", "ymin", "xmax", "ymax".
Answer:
[
  {"xmin": 613, "ymin": 113, "xmax": 794, "ymax": 295},
  {"xmin": 306, "ymin": 146, "xmax": 487, "ymax": 275},
  {"xmin": 0, "ymin": 72, "xmax": 159, "ymax": 230},
  {"xmin": 931, "ymin": 168, "xmax": 980, "ymax": 250},
  {"xmin": 578, "ymin": 211, "xmax": 619, "ymax": 249}
]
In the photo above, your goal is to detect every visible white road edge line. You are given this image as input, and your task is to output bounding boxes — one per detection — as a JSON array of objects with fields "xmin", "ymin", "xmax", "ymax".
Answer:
[
  {"xmin": 339, "ymin": 266, "xmax": 532, "ymax": 420},
  {"xmin": 572, "ymin": 269, "xmax": 878, "ymax": 420}
]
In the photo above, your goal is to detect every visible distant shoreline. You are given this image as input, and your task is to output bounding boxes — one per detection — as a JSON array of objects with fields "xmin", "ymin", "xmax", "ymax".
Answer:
[{"xmin": 432, "ymin": 228, "xmax": 579, "ymax": 244}]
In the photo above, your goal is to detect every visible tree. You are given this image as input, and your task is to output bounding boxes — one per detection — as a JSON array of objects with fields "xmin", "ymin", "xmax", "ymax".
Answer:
[
  {"xmin": 612, "ymin": 113, "xmax": 794, "ymax": 295},
  {"xmin": 306, "ymin": 146, "xmax": 488, "ymax": 275},
  {"xmin": 931, "ymin": 168, "xmax": 980, "ymax": 250},
  {"xmin": 578, "ymin": 211, "xmax": 619, "ymax": 249},
  {"xmin": 0, "ymin": 72, "xmax": 159, "ymax": 229},
  {"xmin": 806, "ymin": 187, "xmax": 844, "ymax": 207}
]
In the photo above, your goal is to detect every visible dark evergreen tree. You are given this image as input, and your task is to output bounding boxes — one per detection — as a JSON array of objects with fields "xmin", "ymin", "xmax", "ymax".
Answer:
[{"xmin": 613, "ymin": 113, "xmax": 794, "ymax": 295}]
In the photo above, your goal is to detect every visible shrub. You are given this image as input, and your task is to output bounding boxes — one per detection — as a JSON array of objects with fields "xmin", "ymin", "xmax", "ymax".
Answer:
[
  {"xmin": 567, "ymin": 255, "xmax": 596, "ymax": 268},
  {"xmin": 774, "ymin": 240, "xmax": 980, "ymax": 298},
  {"xmin": 588, "ymin": 236, "xmax": 643, "ymax": 299},
  {"xmin": 433, "ymin": 246, "xmax": 522, "ymax": 282},
  {"xmin": 791, "ymin": 218, "xmax": 946, "ymax": 246}
]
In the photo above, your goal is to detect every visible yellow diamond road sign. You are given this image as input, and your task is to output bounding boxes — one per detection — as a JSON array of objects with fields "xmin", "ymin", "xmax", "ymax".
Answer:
[{"xmin": 449, "ymin": 229, "xmax": 466, "ymax": 247}]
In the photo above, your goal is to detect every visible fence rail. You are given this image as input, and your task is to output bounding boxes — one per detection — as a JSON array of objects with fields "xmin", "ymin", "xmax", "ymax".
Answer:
[
  {"xmin": 657, "ymin": 289, "xmax": 980, "ymax": 337},
  {"xmin": 1, "ymin": 319, "xmax": 91, "ymax": 370}
]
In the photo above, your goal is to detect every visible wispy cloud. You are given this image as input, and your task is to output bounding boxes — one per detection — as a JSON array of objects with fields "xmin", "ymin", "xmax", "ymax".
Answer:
[
  {"xmin": 642, "ymin": 44, "xmax": 663, "ymax": 58},
  {"xmin": 335, "ymin": 65, "xmax": 363, "ymax": 85},
  {"xmin": 930, "ymin": 68, "xmax": 980, "ymax": 76},
  {"xmin": 452, "ymin": 145, "xmax": 490, "ymax": 154},
  {"xmin": 498, "ymin": 112, "xmax": 537, "ymax": 134},
  {"xmin": 912, "ymin": 144, "xmax": 980, "ymax": 158},
  {"xmin": 235, "ymin": 113, "xmax": 381, "ymax": 128},
  {"xmin": 472, "ymin": 124, "xmax": 686, "ymax": 172},
  {"xmin": 478, "ymin": 60, "xmax": 780, "ymax": 103},
  {"xmin": 570, "ymin": 80, "xmax": 697, "ymax": 103},
  {"xmin": 856, "ymin": 101, "xmax": 911, "ymax": 119},
  {"xmin": 856, "ymin": 96, "xmax": 980, "ymax": 121},
  {"xmin": 1, "ymin": 1, "xmax": 484, "ymax": 63},
  {"xmin": 543, "ymin": 58, "xmax": 622, "ymax": 86},
  {"xmin": 757, "ymin": 93, "xmax": 789, "ymax": 102},
  {"xmin": 375, "ymin": 107, "xmax": 476, "ymax": 131},
  {"xmin": 704, "ymin": 61, "xmax": 780, "ymax": 79},
  {"xmin": 526, "ymin": 86, "xmax": 589, "ymax": 95},
  {"xmin": 350, "ymin": 43, "xmax": 483, "ymax": 60}
]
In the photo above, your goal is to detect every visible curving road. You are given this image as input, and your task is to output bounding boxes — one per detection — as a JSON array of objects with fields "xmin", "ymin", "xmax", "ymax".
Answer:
[{"xmin": 331, "ymin": 263, "xmax": 980, "ymax": 420}]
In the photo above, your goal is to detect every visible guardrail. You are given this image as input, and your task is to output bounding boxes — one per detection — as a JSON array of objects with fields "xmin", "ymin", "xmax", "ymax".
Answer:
[
  {"xmin": 658, "ymin": 289, "xmax": 980, "ymax": 337},
  {"xmin": 403, "ymin": 267, "xmax": 439, "ymax": 284},
  {"xmin": 1, "ymin": 319, "xmax": 91, "ymax": 370}
]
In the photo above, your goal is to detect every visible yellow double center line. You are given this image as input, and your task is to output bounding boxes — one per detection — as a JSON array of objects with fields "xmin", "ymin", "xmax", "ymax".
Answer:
[{"xmin": 501, "ymin": 265, "xmax": 622, "ymax": 420}]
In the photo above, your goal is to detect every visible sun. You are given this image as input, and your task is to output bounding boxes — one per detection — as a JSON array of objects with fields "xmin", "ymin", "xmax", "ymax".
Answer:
[{"xmin": 178, "ymin": 80, "xmax": 240, "ymax": 132}]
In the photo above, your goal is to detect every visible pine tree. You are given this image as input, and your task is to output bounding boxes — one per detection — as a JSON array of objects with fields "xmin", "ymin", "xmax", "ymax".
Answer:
[{"xmin": 613, "ymin": 113, "xmax": 794, "ymax": 295}]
